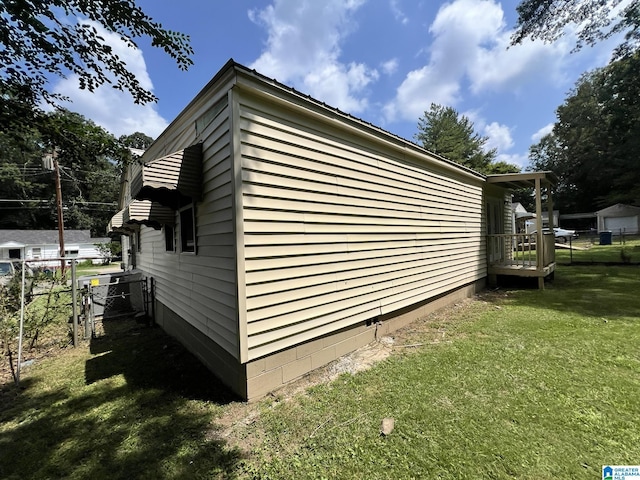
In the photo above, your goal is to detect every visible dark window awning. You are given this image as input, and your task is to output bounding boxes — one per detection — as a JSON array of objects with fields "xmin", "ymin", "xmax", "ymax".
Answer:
[
  {"xmin": 123, "ymin": 200, "xmax": 175, "ymax": 230},
  {"xmin": 130, "ymin": 143, "xmax": 203, "ymax": 209},
  {"xmin": 108, "ymin": 209, "xmax": 133, "ymax": 234}
]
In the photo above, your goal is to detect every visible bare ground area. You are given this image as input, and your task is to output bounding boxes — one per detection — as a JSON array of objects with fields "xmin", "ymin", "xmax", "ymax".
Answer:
[{"xmin": 209, "ymin": 293, "xmax": 501, "ymax": 454}]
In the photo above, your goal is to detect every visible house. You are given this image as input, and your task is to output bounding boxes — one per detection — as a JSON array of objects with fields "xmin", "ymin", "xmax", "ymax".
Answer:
[
  {"xmin": 109, "ymin": 59, "xmax": 556, "ymax": 400},
  {"xmin": 596, "ymin": 203, "xmax": 640, "ymax": 235},
  {"xmin": 512, "ymin": 202, "xmax": 534, "ymax": 234},
  {"xmin": 523, "ymin": 209, "xmax": 559, "ymax": 234},
  {"xmin": 0, "ymin": 229, "xmax": 111, "ymax": 266}
]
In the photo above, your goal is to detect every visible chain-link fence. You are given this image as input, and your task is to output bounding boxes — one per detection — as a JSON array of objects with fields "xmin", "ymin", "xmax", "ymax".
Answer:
[{"xmin": 1, "ymin": 258, "xmax": 152, "ymax": 385}]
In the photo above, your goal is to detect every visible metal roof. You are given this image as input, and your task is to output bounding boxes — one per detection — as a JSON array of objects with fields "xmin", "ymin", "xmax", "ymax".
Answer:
[{"xmin": 0, "ymin": 230, "xmax": 110, "ymax": 245}]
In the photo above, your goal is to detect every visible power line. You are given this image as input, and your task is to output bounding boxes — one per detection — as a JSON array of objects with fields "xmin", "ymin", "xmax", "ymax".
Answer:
[{"xmin": 0, "ymin": 199, "xmax": 117, "ymax": 205}]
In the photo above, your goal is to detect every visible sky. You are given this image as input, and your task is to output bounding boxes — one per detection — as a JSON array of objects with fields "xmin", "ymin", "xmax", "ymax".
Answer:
[{"xmin": 52, "ymin": 0, "xmax": 622, "ymax": 169}]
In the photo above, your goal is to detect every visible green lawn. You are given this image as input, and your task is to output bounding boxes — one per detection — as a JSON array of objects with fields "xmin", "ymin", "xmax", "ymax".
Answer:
[
  {"xmin": 556, "ymin": 237, "xmax": 640, "ymax": 264},
  {"xmin": 1, "ymin": 265, "xmax": 639, "ymax": 479}
]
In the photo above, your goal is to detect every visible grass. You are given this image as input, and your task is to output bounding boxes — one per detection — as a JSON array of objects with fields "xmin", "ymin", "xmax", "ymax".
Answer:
[
  {"xmin": 1, "ymin": 265, "xmax": 639, "ymax": 479},
  {"xmin": 245, "ymin": 266, "xmax": 640, "ymax": 479},
  {"xmin": 0, "ymin": 320, "xmax": 242, "ymax": 479},
  {"xmin": 556, "ymin": 237, "xmax": 640, "ymax": 264}
]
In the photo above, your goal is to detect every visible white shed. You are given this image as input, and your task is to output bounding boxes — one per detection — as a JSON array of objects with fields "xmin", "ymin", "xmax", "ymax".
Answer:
[{"xmin": 596, "ymin": 204, "xmax": 640, "ymax": 234}]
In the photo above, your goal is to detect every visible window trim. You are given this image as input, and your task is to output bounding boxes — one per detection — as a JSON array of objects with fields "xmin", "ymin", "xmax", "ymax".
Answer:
[
  {"xmin": 164, "ymin": 224, "xmax": 176, "ymax": 253},
  {"xmin": 179, "ymin": 204, "xmax": 196, "ymax": 254}
]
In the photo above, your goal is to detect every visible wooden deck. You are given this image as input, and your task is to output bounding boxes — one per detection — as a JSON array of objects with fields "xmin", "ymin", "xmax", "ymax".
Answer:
[
  {"xmin": 487, "ymin": 233, "xmax": 556, "ymax": 288},
  {"xmin": 489, "ymin": 260, "xmax": 555, "ymax": 276},
  {"xmin": 485, "ymin": 172, "xmax": 558, "ymax": 290}
]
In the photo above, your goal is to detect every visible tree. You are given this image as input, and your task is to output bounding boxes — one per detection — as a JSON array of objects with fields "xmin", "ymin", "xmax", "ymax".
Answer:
[
  {"xmin": 0, "ymin": 0, "xmax": 193, "ymax": 108},
  {"xmin": 0, "ymin": 110, "xmax": 127, "ymax": 235},
  {"xmin": 95, "ymin": 241, "xmax": 122, "ymax": 264},
  {"xmin": 414, "ymin": 104, "xmax": 519, "ymax": 175},
  {"xmin": 511, "ymin": 0, "xmax": 640, "ymax": 58},
  {"xmin": 42, "ymin": 110, "xmax": 126, "ymax": 235},
  {"xmin": 529, "ymin": 53, "xmax": 640, "ymax": 212},
  {"xmin": 119, "ymin": 131, "xmax": 154, "ymax": 150}
]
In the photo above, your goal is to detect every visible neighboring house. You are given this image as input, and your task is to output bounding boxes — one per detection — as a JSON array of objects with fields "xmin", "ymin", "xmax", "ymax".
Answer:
[
  {"xmin": 512, "ymin": 202, "xmax": 534, "ymax": 234},
  {"xmin": 109, "ymin": 59, "xmax": 557, "ymax": 400},
  {"xmin": 596, "ymin": 204, "xmax": 640, "ymax": 235},
  {"xmin": 0, "ymin": 230, "xmax": 111, "ymax": 265},
  {"xmin": 524, "ymin": 209, "xmax": 559, "ymax": 234}
]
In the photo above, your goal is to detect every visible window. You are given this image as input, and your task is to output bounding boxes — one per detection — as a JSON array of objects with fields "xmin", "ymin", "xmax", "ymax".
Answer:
[
  {"xmin": 31, "ymin": 247, "xmax": 41, "ymax": 259},
  {"xmin": 164, "ymin": 225, "xmax": 175, "ymax": 252},
  {"xmin": 180, "ymin": 205, "xmax": 195, "ymax": 253},
  {"xmin": 64, "ymin": 248, "xmax": 79, "ymax": 257}
]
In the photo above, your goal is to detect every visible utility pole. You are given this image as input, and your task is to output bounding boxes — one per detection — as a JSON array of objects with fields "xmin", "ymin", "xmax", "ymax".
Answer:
[{"xmin": 53, "ymin": 154, "xmax": 66, "ymax": 273}]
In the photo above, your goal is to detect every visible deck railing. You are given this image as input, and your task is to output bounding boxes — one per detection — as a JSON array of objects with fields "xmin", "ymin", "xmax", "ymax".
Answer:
[{"xmin": 487, "ymin": 233, "xmax": 556, "ymax": 269}]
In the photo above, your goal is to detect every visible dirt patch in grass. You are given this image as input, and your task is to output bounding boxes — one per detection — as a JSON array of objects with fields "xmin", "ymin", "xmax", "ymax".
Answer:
[{"xmin": 211, "ymin": 295, "xmax": 491, "ymax": 455}]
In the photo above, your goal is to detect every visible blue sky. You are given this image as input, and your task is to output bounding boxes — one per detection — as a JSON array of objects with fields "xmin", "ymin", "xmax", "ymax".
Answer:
[{"xmin": 53, "ymin": 0, "xmax": 622, "ymax": 169}]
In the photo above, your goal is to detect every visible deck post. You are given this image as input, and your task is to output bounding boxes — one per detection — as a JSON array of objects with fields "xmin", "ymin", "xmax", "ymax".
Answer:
[
  {"xmin": 547, "ymin": 184, "xmax": 554, "ymax": 229},
  {"xmin": 534, "ymin": 177, "xmax": 543, "ymax": 269}
]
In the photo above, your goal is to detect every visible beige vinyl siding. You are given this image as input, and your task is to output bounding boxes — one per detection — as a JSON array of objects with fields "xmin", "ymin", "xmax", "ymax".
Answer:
[
  {"xmin": 136, "ymin": 94, "xmax": 239, "ymax": 358},
  {"xmin": 237, "ymin": 90, "xmax": 485, "ymax": 361}
]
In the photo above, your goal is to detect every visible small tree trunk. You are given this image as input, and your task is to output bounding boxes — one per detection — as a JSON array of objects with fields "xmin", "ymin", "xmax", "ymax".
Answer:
[{"xmin": 7, "ymin": 348, "xmax": 17, "ymax": 385}]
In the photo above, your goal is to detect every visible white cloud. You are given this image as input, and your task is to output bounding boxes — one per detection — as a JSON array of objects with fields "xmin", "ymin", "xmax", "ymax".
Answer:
[
  {"xmin": 531, "ymin": 123, "xmax": 554, "ymax": 143},
  {"xmin": 383, "ymin": 65, "xmax": 461, "ymax": 121},
  {"xmin": 484, "ymin": 121, "xmax": 514, "ymax": 152},
  {"xmin": 381, "ymin": 58, "xmax": 399, "ymax": 76},
  {"xmin": 496, "ymin": 152, "xmax": 529, "ymax": 169},
  {"xmin": 50, "ymin": 20, "xmax": 168, "ymax": 138},
  {"xmin": 468, "ymin": 34, "xmax": 572, "ymax": 94},
  {"xmin": 390, "ymin": 0, "xmax": 409, "ymax": 25},
  {"xmin": 249, "ymin": 0, "xmax": 378, "ymax": 113},
  {"xmin": 384, "ymin": 0, "xmax": 578, "ymax": 123}
]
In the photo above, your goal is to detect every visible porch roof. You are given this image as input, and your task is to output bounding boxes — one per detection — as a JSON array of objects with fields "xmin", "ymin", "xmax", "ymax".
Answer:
[{"xmin": 485, "ymin": 171, "xmax": 557, "ymax": 190}]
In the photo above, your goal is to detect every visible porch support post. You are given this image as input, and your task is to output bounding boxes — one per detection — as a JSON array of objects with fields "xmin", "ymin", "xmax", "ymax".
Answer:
[
  {"xmin": 535, "ymin": 177, "xmax": 545, "ymax": 290},
  {"xmin": 547, "ymin": 183, "xmax": 554, "ymax": 229}
]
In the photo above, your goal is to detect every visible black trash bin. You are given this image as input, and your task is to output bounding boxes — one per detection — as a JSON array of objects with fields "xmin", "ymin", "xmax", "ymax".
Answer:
[{"xmin": 599, "ymin": 231, "xmax": 612, "ymax": 245}]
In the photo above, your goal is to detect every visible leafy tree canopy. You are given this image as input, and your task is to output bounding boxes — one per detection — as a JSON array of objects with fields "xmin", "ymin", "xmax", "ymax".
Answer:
[
  {"xmin": 414, "ymin": 104, "xmax": 520, "ymax": 175},
  {"xmin": 0, "ymin": 109, "xmax": 146, "ymax": 235},
  {"xmin": 0, "ymin": 0, "xmax": 193, "ymax": 108},
  {"xmin": 529, "ymin": 52, "xmax": 640, "ymax": 212},
  {"xmin": 119, "ymin": 131, "xmax": 154, "ymax": 150},
  {"xmin": 511, "ymin": 0, "xmax": 640, "ymax": 58}
]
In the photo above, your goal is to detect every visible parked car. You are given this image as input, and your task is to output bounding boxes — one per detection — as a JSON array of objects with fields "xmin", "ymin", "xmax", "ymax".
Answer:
[
  {"xmin": 551, "ymin": 227, "xmax": 578, "ymax": 243},
  {"xmin": 0, "ymin": 260, "xmax": 34, "ymax": 291},
  {"xmin": 531, "ymin": 228, "xmax": 578, "ymax": 244}
]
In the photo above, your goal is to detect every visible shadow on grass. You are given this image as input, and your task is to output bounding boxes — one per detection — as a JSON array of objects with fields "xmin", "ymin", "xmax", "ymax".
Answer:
[
  {"xmin": 0, "ymin": 316, "xmax": 245, "ymax": 480},
  {"xmin": 86, "ymin": 316, "xmax": 238, "ymax": 403},
  {"xmin": 497, "ymin": 265, "xmax": 640, "ymax": 320}
]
